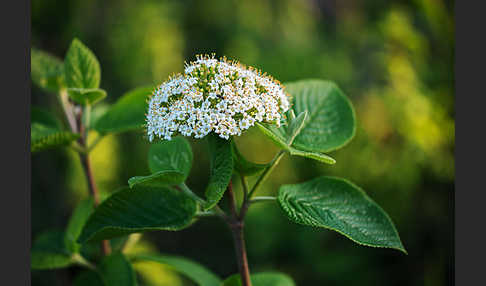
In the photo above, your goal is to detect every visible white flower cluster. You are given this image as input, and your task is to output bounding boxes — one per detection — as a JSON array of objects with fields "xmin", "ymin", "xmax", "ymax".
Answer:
[{"xmin": 146, "ymin": 55, "xmax": 290, "ymax": 141}]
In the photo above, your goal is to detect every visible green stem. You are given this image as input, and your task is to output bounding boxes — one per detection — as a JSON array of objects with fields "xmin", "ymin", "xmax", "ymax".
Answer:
[
  {"xmin": 84, "ymin": 104, "xmax": 91, "ymax": 133},
  {"xmin": 240, "ymin": 174, "xmax": 249, "ymax": 199},
  {"xmin": 122, "ymin": 233, "xmax": 142, "ymax": 253},
  {"xmin": 248, "ymin": 150, "xmax": 285, "ymax": 198},
  {"xmin": 195, "ymin": 211, "xmax": 219, "ymax": 218},
  {"xmin": 71, "ymin": 253, "xmax": 96, "ymax": 270},
  {"xmin": 70, "ymin": 142, "xmax": 87, "ymax": 154},
  {"xmin": 249, "ymin": 196, "xmax": 277, "ymax": 204},
  {"xmin": 178, "ymin": 183, "xmax": 207, "ymax": 205}
]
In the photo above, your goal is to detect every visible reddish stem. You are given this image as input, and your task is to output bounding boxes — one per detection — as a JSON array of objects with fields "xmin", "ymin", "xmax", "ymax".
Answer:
[
  {"xmin": 77, "ymin": 111, "xmax": 111, "ymax": 256},
  {"xmin": 227, "ymin": 182, "xmax": 252, "ymax": 286}
]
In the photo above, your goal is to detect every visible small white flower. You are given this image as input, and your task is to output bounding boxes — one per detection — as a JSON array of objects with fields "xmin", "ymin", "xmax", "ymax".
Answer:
[{"xmin": 146, "ymin": 55, "xmax": 290, "ymax": 141}]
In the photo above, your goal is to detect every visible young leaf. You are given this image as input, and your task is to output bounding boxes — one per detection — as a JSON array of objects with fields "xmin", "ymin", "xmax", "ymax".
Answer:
[
  {"xmin": 285, "ymin": 110, "xmax": 307, "ymax": 145},
  {"xmin": 278, "ymin": 176, "xmax": 406, "ymax": 253},
  {"xmin": 255, "ymin": 122, "xmax": 288, "ymax": 151},
  {"xmin": 285, "ymin": 79, "xmax": 356, "ymax": 152},
  {"xmin": 287, "ymin": 148, "xmax": 336, "ymax": 164},
  {"xmin": 31, "ymin": 48, "xmax": 65, "ymax": 92},
  {"xmin": 31, "ymin": 107, "xmax": 79, "ymax": 152},
  {"xmin": 131, "ymin": 254, "xmax": 222, "ymax": 286},
  {"xmin": 73, "ymin": 271, "xmax": 105, "ymax": 286},
  {"xmin": 232, "ymin": 141, "xmax": 268, "ymax": 176},
  {"xmin": 94, "ymin": 85, "xmax": 154, "ymax": 134},
  {"xmin": 64, "ymin": 38, "xmax": 101, "ymax": 89},
  {"xmin": 256, "ymin": 111, "xmax": 336, "ymax": 165},
  {"xmin": 257, "ymin": 79, "xmax": 356, "ymax": 163},
  {"xmin": 148, "ymin": 137, "xmax": 193, "ymax": 175},
  {"xmin": 222, "ymin": 272, "xmax": 295, "ymax": 286},
  {"xmin": 204, "ymin": 135, "xmax": 234, "ymax": 210},
  {"xmin": 68, "ymin": 88, "xmax": 107, "ymax": 105},
  {"xmin": 99, "ymin": 253, "xmax": 137, "ymax": 286},
  {"xmin": 128, "ymin": 137, "xmax": 193, "ymax": 188},
  {"xmin": 31, "ymin": 230, "xmax": 74, "ymax": 270},
  {"xmin": 78, "ymin": 186, "xmax": 197, "ymax": 243},
  {"xmin": 65, "ymin": 198, "xmax": 95, "ymax": 253},
  {"xmin": 128, "ymin": 171, "xmax": 187, "ymax": 188}
]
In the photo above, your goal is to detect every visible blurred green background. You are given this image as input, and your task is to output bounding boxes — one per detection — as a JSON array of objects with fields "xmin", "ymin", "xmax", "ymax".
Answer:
[{"xmin": 31, "ymin": 0, "xmax": 454, "ymax": 285}]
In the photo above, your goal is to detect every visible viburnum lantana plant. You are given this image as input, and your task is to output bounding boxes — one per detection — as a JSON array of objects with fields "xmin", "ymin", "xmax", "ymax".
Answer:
[{"xmin": 31, "ymin": 39, "xmax": 406, "ymax": 286}]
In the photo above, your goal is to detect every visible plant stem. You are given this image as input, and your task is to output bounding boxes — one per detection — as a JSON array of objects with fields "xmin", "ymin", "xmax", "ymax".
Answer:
[
  {"xmin": 59, "ymin": 89, "xmax": 78, "ymax": 133},
  {"xmin": 78, "ymin": 145, "xmax": 112, "ymax": 255},
  {"xmin": 77, "ymin": 109, "xmax": 112, "ymax": 256},
  {"xmin": 231, "ymin": 221, "xmax": 251, "ymax": 286},
  {"xmin": 71, "ymin": 253, "xmax": 96, "ymax": 270},
  {"xmin": 249, "ymin": 196, "xmax": 277, "ymax": 204},
  {"xmin": 59, "ymin": 90, "xmax": 112, "ymax": 256},
  {"xmin": 79, "ymin": 153, "xmax": 100, "ymax": 205},
  {"xmin": 226, "ymin": 181, "xmax": 252, "ymax": 286},
  {"xmin": 248, "ymin": 150, "xmax": 285, "ymax": 198},
  {"xmin": 178, "ymin": 183, "xmax": 207, "ymax": 205},
  {"xmin": 195, "ymin": 211, "xmax": 219, "ymax": 218}
]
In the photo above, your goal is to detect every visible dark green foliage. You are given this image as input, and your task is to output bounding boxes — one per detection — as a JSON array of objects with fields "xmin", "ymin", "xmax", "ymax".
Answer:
[
  {"xmin": 94, "ymin": 86, "xmax": 154, "ymax": 134},
  {"xmin": 99, "ymin": 253, "xmax": 137, "ymax": 286},
  {"xmin": 31, "ymin": 48, "xmax": 65, "ymax": 92},
  {"xmin": 278, "ymin": 176, "xmax": 406, "ymax": 253},
  {"xmin": 31, "ymin": 107, "xmax": 79, "ymax": 152},
  {"xmin": 128, "ymin": 137, "xmax": 193, "ymax": 188},
  {"xmin": 65, "ymin": 198, "xmax": 95, "ymax": 253},
  {"xmin": 31, "ymin": 230, "xmax": 74, "ymax": 270},
  {"xmin": 78, "ymin": 186, "xmax": 197, "ymax": 243},
  {"xmin": 204, "ymin": 134, "xmax": 234, "ymax": 210}
]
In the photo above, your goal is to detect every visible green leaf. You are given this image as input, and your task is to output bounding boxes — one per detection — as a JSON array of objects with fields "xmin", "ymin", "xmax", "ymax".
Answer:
[
  {"xmin": 64, "ymin": 38, "xmax": 101, "ymax": 89},
  {"xmin": 278, "ymin": 176, "xmax": 406, "ymax": 253},
  {"xmin": 78, "ymin": 186, "xmax": 197, "ymax": 243},
  {"xmin": 222, "ymin": 272, "xmax": 295, "ymax": 286},
  {"xmin": 73, "ymin": 271, "xmax": 105, "ymax": 286},
  {"xmin": 257, "ymin": 79, "xmax": 356, "ymax": 163},
  {"xmin": 99, "ymin": 253, "xmax": 137, "ymax": 286},
  {"xmin": 285, "ymin": 79, "xmax": 356, "ymax": 152},
  {"xmin": 128, "ymin": 137, "xmax": 193, "ymax": 188},
  {"xmin": 287, "ymin": 148, "xmax": 336, "ymax": 164},
  {"xmin": 285, "ymin": 110, "xmax": 307, "ymax": 145},
  {"xmin": 31, "ymin": 48, "xmax": 65, "ymax": 92},
  {"xmin": 255, "ymin": 123, "xmax": 288, "ymax": 151},
  {"xmin": 131, "ymin": 254, "xmax": 221, "ymax": 286},
  {"xmin": 128, "ymin": 171, "xmax": 187, "ymax": 188},
  {"xmin": 204, "ymin": 135, "xmax": 234, "ymax": 210},
  {"xmin": 94, "ymin": 85, "xmax": 154, "ymax": 134},
  {"xmin": 232, "ymin": 141, "xmax": 268, "ymax": 176},
  {"xmin": 65, "ymin": 198, "xmax": 95, "ymax": 253},
  {"xmin": 31, "ymin": 230, "xmax": 73, "ymax": 270},
  {"xmin": 256, "ymin": 120, "xmax": 336, "ymax": 165},
  {"xmin": 68, "ymin": 88, "xmax": 107, "ymax": 105},
  {"xmin": 31, "ymin": 107, "xmax": 79, "ymax": 152},
  {"xmin": 148, "ymin": 137, "xmax": 193, "ymax": 175}
]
